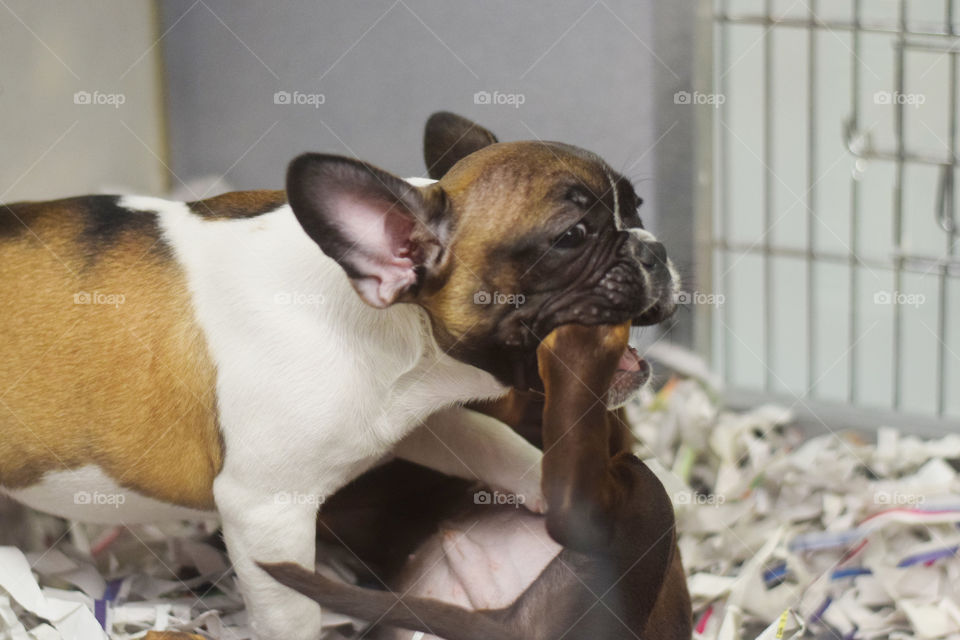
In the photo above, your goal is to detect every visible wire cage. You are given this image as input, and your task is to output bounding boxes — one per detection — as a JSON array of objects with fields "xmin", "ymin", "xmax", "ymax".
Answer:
[{"xmin": 701, "ymin": 0, "xmax": 960, "ymax": 434}]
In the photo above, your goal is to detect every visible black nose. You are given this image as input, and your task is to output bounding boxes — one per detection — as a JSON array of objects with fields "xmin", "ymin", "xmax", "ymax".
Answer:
[{"xmin": 636, "ymin": 241, "xmax": 667, "ymax": 269}]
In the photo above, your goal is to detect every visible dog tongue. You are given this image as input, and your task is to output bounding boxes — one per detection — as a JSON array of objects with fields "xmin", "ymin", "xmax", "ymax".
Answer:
[{"xmin": 617, "ymin": 345, "xmax": 645, "ymax": 372}]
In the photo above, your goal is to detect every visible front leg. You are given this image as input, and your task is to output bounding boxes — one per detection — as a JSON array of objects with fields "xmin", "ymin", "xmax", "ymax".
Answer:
[
  {"xmin": 214, "ymin": 472, "xmax": 323, "ymax": 640},
  {"xmin": 536, "ymin": 323, "xmax": 681, "ymax": 635},
  {"xmin": 536, "ymin": 323, "xmax": 630, "ymax": 551},
  {"xmin": 393, "ymin": 406, "xmax": 545, "ymax": 512}
]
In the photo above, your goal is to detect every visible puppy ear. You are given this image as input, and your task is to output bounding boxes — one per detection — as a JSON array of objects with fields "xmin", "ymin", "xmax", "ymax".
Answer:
[
  {"xmin": 424, "ymin": 111, "xmax": 498, "ymax": 180},
  {"xmin": 286, "ymin": 153, "xmax": 448, "ymax": 308}
]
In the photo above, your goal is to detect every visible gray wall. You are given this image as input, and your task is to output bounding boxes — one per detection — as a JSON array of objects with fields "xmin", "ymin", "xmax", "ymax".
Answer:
[
  {"xmin": 0, "ymin": 1, "xmax": 166, "ymax": 201},
  {"xmin": 160, "ymin": 0, "xmax": 699, "ymax": 341}
]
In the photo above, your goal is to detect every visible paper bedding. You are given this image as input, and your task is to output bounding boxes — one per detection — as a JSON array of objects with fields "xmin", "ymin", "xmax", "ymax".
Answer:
[{"xmin": 2, "ymin": 359, "xmax": 959, "ymax": 640}]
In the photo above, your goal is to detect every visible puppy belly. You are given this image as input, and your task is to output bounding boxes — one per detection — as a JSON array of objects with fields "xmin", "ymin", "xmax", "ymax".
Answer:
[
  {"xmin": 389, "ymin": 507, "xmax": 561, "ymax": 639},
  {"xmin": 3, "ymin": 465, "xmax": 215, "ymax": 525}
]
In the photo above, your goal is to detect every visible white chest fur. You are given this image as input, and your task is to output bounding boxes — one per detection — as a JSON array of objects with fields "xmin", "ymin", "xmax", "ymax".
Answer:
[{"xmin": 121, "ymin": 195, "xmax": 505, "ymax": 502}]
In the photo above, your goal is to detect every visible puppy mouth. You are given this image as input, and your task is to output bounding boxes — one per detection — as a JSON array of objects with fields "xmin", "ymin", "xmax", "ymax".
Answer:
[{"xmin": 607, "ymin": 344, "xmax": 650, "ymax": 409}]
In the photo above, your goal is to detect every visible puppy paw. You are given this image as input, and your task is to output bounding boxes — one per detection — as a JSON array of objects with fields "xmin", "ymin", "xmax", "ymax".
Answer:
[
  {"xmin": 482, "ymin": 481, "xmax": 545, "ymax": 513},
  {"xmin": 525, "ymin": 491, "xmax": 548, "ymax": 514},
  {"xmin": 509, "ymin": 470, "xmax": 546, "ymax": 514},
  {"xmin": 512, "ymin": 473, "xmax": 546, "ymax": 513}
]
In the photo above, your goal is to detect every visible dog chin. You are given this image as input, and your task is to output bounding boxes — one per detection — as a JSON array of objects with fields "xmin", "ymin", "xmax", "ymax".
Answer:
[{"xmin": 605, "ymin": 346, "xmax": 651, "ymax": 409}]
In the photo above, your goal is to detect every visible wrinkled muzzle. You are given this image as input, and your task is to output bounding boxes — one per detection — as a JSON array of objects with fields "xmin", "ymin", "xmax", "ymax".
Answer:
[{"xmin": 533, "ymin": 233, "xmax": 677, "ymax": 337}]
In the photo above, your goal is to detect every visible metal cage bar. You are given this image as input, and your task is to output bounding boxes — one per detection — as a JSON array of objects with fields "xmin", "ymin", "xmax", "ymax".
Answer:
[
  {"xmin": 806, "ymin": 0, "xmax": 819, "ymax": 395},
  {"xmin": 707, "ymin": 0, "xmax": 960, "ymax": 430},
  {"xmin": 849, "ymin": 0, "xmax": 864, "ymax": 408},
  {"xmin": 762, "ymin": 0, "xmax": 775, "ymax": 393}
]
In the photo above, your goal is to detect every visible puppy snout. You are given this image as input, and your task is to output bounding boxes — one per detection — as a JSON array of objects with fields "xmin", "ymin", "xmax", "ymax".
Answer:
[
  {"xmin": 624, "ymin": 236, "xmax": 677, "ymax": 326},
  {"xmin": 636, "ymin": 241, "xmax": 668, "ymax": 270}
]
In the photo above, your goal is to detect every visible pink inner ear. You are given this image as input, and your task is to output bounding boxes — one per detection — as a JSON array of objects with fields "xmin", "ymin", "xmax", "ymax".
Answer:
[{"xmin": 335, "ymin": 194, "xmax": 418, "ymax": 307}]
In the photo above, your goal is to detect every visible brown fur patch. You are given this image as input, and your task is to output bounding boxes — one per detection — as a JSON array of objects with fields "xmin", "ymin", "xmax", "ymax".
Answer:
[
  {"xmin": 0, "ymin": 198, "xmax": 221, "ymax": 509},
  {"xmin": 188, "ymin": 190, "xmax": 286, "ymax": 219}
]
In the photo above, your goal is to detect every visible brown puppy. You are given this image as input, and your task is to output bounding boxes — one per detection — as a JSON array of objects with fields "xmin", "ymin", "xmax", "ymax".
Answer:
[{"xmin": 263, "ymin": 323, "xmax": 691, "ymax": 640}]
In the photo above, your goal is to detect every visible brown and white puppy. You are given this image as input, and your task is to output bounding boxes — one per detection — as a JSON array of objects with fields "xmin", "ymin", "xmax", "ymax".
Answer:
[
  {"xmin": 0, "ymin": 113, "xmax": 676, "ymax": 639},
  {"xmin": 264, "ymin": 322, "xmax": 692, "ymax": 640}
]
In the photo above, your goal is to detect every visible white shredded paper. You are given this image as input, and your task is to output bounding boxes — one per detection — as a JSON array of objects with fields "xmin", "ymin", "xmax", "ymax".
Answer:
[
  {"xmin": 2, "ymin": 368, "xmax": 959, "ymax": 639},
  {"xmin": 628, "ymin": 373, "xmax": 960, "ymax": 640}
]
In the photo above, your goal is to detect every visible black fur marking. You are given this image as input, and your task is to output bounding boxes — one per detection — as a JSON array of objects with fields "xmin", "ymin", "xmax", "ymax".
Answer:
[
  {"xmin": 1, "ymin": 196, "xmax": 169, "ymax": 263},
  {"xmin": 78, "ymin": 195, "xmax": 168, "ymax": 261},
  {"xmin": 0, "ymin": 203, "xmax": 34, "ymax": 239},
  {"xmin": 616, "ymin": 177, "xmax": 643, "ymax": 228},
  {"xmin": 81, "ymin": 196, "xmax": 153, "ymax": 244}
]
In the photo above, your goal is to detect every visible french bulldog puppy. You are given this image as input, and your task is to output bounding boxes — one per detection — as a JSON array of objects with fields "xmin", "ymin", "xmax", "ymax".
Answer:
[{"xmin": 0, "ymin": 113, "xmax": 675, "ymax": 639}]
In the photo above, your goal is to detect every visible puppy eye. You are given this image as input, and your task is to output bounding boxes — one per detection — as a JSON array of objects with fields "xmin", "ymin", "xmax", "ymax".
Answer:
[{"xmin": 554, "ymin": 222, "xmax": 588, "ymax": 249}]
